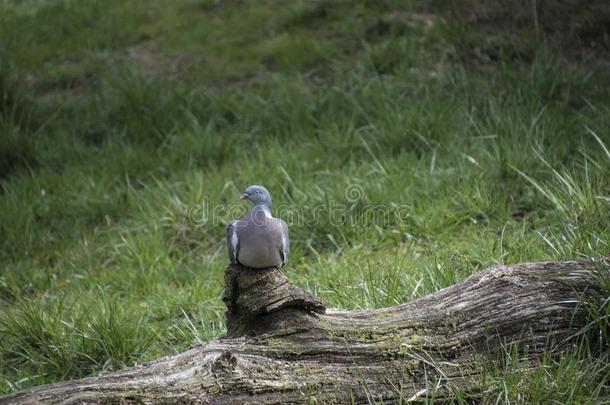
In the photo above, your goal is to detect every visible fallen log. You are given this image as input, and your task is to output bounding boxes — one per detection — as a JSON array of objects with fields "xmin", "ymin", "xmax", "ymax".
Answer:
[{"xmin": 2, "ymin": 258, "xmax": 608, "ymax": 404}]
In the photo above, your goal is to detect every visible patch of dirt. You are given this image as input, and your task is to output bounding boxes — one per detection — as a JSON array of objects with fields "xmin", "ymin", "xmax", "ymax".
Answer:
[
  {"xmin": 126, "ymin": 41, "xmax": 205, "ymax": 79},
  {"xmin": 21, "ymin": 64, "xmax": 94, "ymax": 105},
  {"xmin": 365, "ymin": 11, "xmax": 440, "ymax": 43},
  {"xmin": 445, "ymin": 0, "xmax": 610, "ymax": 64}
]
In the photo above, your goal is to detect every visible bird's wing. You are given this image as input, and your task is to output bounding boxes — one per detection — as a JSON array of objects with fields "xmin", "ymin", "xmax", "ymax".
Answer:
[
  {"xmin": 226, "ymin": 220, "xmax": 239, "ymax": 264},
  {"xmin": 279, "ymin": 219, "xmax": 289, "ymax": 267}
]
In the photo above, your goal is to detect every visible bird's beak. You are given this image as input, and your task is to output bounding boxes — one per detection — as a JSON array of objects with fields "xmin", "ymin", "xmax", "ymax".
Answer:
[{"xmin": 239, "ymin": 193, "xmax": 248, "ymax": 201}]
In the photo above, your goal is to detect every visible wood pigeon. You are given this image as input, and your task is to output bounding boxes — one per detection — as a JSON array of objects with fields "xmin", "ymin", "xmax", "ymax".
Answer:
[{"xmin": 226, "ymin": 185, "xmax": 289, "ymax": 269}]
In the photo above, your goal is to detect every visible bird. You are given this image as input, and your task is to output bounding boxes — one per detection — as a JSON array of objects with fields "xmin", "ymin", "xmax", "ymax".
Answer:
[{"xmin": 226, "ymin": 185, "xmax": 289, "ymax": 269}]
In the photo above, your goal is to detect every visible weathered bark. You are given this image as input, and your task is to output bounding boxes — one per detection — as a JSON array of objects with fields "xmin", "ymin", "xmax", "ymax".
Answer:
[{"xmin": 2, "ymin": 259, "xmax": 608, "ymax": 404}]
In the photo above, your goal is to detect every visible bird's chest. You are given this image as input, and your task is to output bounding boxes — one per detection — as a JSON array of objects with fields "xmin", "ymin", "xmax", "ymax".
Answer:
[{"xmin": 236, "ymin": 223, "xmax": 281, "ymax": 268}]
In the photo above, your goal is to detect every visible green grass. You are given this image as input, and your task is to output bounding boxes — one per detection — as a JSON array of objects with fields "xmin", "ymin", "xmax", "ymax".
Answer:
[{"xmin": 1, "ymin": 0, "xmax": 609, "ymax": 401}]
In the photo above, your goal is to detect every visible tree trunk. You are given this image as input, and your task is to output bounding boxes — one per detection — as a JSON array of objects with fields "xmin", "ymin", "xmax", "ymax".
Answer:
[{"xmin": 2, "ymin": 259, "xmax": 608, "ymax": 404}]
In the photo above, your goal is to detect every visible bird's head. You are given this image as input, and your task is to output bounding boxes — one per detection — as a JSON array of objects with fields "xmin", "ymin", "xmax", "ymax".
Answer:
[{"xmin": 240, "ymin": 185, "xmax": 272, "ymax": 208}]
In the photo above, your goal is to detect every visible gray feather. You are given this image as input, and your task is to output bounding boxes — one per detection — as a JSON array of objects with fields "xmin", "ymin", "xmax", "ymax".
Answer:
[
  {"xmin": 226, "ymin": 220, "xmax": 239, "ymax": 264},
  {"xmin": 279, "ymin": 220, "xmax": 289, "ymax": 267}
]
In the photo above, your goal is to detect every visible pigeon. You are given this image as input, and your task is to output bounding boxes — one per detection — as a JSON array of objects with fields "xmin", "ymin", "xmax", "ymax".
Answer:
[{"xmin": 227, "ymin": 185, "xmax": 289, "ymax": 269}]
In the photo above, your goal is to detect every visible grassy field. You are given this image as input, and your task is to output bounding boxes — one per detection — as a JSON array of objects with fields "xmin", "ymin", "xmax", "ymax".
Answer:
[{"xmin": 1, "ymin": 0, "xmax": 609, "ymax": 401}]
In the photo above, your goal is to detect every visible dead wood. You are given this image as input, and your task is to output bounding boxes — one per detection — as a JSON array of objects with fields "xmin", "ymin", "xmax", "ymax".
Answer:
[{"xmin": 2, "ymin": 258, "xmax": 608, "ymax": 404}]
